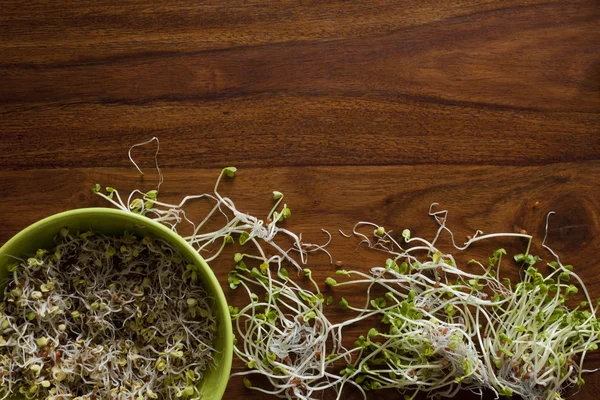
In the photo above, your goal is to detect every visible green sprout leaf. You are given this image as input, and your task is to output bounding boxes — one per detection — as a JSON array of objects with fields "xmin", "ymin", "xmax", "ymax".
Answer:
[
  {"xmin": 277, "ymin": 268, "xmax": 288, "ymax": 280},
  {"xmin": 105, "ymin": 186, "xmax": 116, "ymax": 199},
  {"xmin": 432, "ymin": 251, "xmax": 442, "ymax": 264},
  {"xmin": 402, "ymin": 229, "xmax": 411, "ymax": 242},
  {"xmin": 260, "ymin": 262, "xmax": 269, "ymax": 274},
  {"xmin": 145, "ymin": 189, "xmax": 158, "ymax": 200},
  {"xmin": 182, "ymin": 386, "xmax": 194, "ymax": 397},
  {"xmin": 325, "ymin": 277, "xmax": 337, "ymax": 287},
  {"xmin": 489, "ymin": 248, "xmax": 506, "ymax": 267},
  {"xmin": 566, "ymin": 285, "xmax": 578, "ymax": 296},
  {"xmin": 228, "ymin": 271, "xmax": 241, "ymax": 289},
  {"xmin": 224, "ymin": 167, "xmax": 237, "ymax": 178},
  {"xmin": 499, "ymin": 333, "xmax": 513, "ymax": 344},
  {"xmin": 339, "ymin": 298, "xmax": 349, "ymax": 309},
  {"xmin": 408, "ymin": 289, "xmax": 416, "ymax": 301},
  {"xmin": 559, "ymin": 272, "xmax": 571, "ymax": 282},
  {"xmin": 468, "ymin": 279, "xmax": 484, "ymax": 291},
  {"xmin": 335, "ymin": 269, "xmax": 351, "ymax": 276},
  {"xmin": 370, "ymin": 298, "xmax": 387, "ymax": 309},
  {"xmin": 514, "ymin": 253, "xmax": 539, "ymax": 266},
  {"xmin": 239, "ymin": 232, "xmax": 250, "ymax": 245},
  {"xmin": 130, "ymin": 198, "xmax": 143, "ymax": 210}
]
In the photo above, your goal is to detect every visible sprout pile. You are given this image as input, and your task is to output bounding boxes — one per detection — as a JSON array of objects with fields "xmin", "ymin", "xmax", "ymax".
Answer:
[
  {"xmin": 87, "ymin": 138, "xmax": 599, "ymax": 400},
  {"xmin": 0, "ymin": 230, "xmax": 216, "ymax": 400},
  {"xmin": 323, "ymin": 213, "xmax": 600, "ymax": 400},
  {"xmin": 226, "ymin": 246, "xmax": 406, "ymax": 400},
  {"xmin": 227, "ymin": 258, "xmax": 351, "ymax": 399}
]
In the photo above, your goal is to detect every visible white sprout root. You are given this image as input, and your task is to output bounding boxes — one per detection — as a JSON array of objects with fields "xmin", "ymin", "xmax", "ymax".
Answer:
[{"xmin": 0, "ymin": 230, "xmax": 216, "ymax": 400}]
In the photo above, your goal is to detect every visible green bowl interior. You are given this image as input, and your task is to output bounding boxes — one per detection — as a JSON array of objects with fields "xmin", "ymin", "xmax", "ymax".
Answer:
[{"xmin": 0, "ymin": 208, "xmax": 232, "ymax": 400}]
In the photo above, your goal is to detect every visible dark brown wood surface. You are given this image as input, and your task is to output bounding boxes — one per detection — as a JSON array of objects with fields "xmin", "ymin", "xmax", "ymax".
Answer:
[{"xmin": 1, "ymin": 1, "xmax": 599, "ymax": 399}]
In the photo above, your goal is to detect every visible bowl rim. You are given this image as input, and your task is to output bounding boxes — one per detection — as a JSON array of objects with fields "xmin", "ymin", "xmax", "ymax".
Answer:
[{"xmin": 0, "ymin": 207, "xmax": 233, "ymax": 399}]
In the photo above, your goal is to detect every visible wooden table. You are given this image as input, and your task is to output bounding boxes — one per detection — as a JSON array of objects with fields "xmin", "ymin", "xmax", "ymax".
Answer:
[{"xmin": 1, "ymin": 1, "xmax": 598, "ymax": 399}]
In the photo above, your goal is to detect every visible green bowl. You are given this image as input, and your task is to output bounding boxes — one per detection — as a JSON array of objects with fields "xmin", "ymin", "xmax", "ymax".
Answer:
[{"xmin": 0, "ymin": 208, "xmax": 232, "ymax": 400}]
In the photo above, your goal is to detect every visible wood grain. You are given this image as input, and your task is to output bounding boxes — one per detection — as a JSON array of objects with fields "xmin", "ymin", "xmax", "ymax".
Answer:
[
  {"xmin": 0, "ymin": 0, "xmax": 599, "ymax": 399},
  {"xmin": 1, "ymin": 163, "xmax": 599, "ymax": 399},
  {"xmin": 1, "ymin": 0, "xmax": 599, "ymax": 169}
]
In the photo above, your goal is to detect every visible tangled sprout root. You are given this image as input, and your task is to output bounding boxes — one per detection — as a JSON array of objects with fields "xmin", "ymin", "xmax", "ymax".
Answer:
[{"xmin": 85, "ymin": 138, "xmax": 600, "ymax": 400}]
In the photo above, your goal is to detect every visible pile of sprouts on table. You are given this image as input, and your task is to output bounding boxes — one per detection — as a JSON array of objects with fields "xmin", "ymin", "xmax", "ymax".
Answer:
[
  {"xmin": 321, "ymin": 215, "xmax": 600, "ymax": 400},
  {"xmin": 0, "ymin": 230, "xmax": 216, "ymax": 400},
  {"xmin": 6, "ymin": 137, "xmax": 596, "ymax": 400}
]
